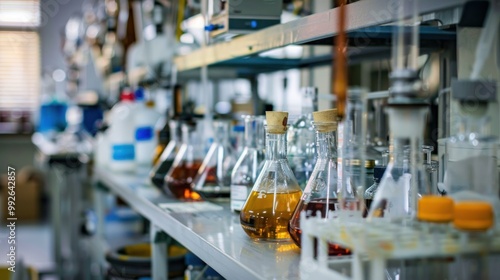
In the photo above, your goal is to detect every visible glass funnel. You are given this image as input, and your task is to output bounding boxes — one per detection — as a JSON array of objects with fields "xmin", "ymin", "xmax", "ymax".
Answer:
[
  {"xmin": 240, "ymin": 111, "xmax": 302, "ymax": 241},
  {"xmin": 230, "ymin": 115, "xmax": 266, "ymax": 212},
  {"xmin": 150, "ymin": 119, "xmax": 181, "ymax": 190},
  {"xmin": 367, "ymin": 106, "xmax": 430, "ymax": 219},
  {"xmin": 164, "ymin": 120, "xmax": 204, "ymax": 201},
  {"xmin": 287, "ymin": 87, "xmax": 318, "ymax": 189},
  {"xmin": 192, "ymin": 119, "xmax": 237, "ymax": 201},
  {"xmin": 288, "ymin": 109, "xmax": 351, "ymax": 255}
]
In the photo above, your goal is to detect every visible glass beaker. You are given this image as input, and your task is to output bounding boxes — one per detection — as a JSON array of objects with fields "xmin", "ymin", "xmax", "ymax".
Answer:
[
  {"xmin": 287, "ymin": 87, "xmax": 318, "ymax": 189},
  {"xmin": 367, "ymin": 106, "xmax": 430, "ymax": 219},
  {"xmin": 164, "ymin": 120, "xmax": 204, "ymax": 201},
  {"xmin": 191, "ymin": 119, "xmax": 237, "ymax": 201},
  {"xmin": 288, "ymin": 109, "xmax": 351, "ymax": 255},
  {"xmin": 445, "ymin": 80, "xmax": 498, "ymax": 198},
  {"xmin": 230, "ymin": 115, "xmax": 266, "ymax": 212},
  {"xmin": 240, "ymin": 111, "xmax": 302, "ymax": 241},
  {"xmin": 150, "ymin": 119, "xmax": 181, "ymax": 189}
]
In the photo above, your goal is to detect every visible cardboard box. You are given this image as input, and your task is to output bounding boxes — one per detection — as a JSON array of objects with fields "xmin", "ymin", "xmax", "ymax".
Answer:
[{"xmin": 1, "ymin": 167, "xmax": 43, "ymax": 222}]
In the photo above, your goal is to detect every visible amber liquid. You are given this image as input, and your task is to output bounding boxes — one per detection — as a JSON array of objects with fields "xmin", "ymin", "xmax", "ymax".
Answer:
[
  {"xmin": 240, "ymin": 190, "xmax": 302, "ymax": 241},
  {"xmin": 288, "ymin": 198, "xmax": 351, "ymax": 256},
  {"xmin": 165, "ymin": 161, "xmax": 203, "ymax": 201}
]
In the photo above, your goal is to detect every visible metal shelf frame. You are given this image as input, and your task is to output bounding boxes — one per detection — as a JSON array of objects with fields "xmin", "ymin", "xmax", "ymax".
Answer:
[{"xmin": 173, "ymin": 0, "xmax": 466, "ymax": 72}]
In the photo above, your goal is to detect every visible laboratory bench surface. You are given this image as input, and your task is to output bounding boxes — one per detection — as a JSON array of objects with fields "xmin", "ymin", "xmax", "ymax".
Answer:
[{"xmin": 94, "ymin": 167, "xmax": 302, "ymax": 280}]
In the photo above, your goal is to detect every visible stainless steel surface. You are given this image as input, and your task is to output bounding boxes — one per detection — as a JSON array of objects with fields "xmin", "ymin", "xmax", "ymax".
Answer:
[
  {"xmin": 95, "ymin": 168, "xmax": 301, "ymax": 280},
  {"xmin": 174, "ymin": 0, "xmax": 466, "ymax": 72}
]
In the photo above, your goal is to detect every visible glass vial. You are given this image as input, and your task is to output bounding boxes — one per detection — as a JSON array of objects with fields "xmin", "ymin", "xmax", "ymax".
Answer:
[
  {"xmin": 192, "ymin": 119, "xmax": 237, "ymax": 201},
  {"xmin": 287, "ymin": 87, "xmax": 318, "ymax": 189},
  {"xmin": 240, "ymin": 111, "xmax": 302, "ymax": 241},
  {"xmin": 230, "ymin": 115, "xmax": 266, "ymax": 212},
  {"xmin": 288, "ymin": 109, "xmax": 351, "ymax": 255},
  {"xmin": 164, "ymin": 120, "xmax": 203, "ymax": 201}
]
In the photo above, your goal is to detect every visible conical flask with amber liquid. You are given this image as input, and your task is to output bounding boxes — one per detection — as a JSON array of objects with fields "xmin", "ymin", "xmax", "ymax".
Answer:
[
  {"xmin": 288, "ymin": 109, "xmax": 350, "ymax": 255},
  {"xmin": 240, "ymin": 111, "xmax": 302, "ymax": 241}
]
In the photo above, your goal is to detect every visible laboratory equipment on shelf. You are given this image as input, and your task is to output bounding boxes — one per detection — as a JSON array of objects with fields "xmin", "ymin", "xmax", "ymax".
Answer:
[
  {"xmin": 240, "ymin": 111, "xmax": 302, "ymax": 241},
  {"xmin": 287, "ymin": 87, "xmax": 318, "ymax": 189},
  {"xmin": 444, "ymin": 80, "xmax": 498, "ymax": 199},
  {"xmin": 192, "ymin": 119, "xmax": 238, "ymax": 201},
  {"xmin": 288, "ymin": 109, "xmax": 351, "ymax": 255},
  {"xmin": 164, "ymin": 120, "xmax": 203, "ymax": 201},
  {"xmin": 230, "ymin": 115, "xmax": 266, "ymax": 212},
  {"xmin": 108, "ymin": 89, "xmax": 136, "ymax": 172},
  {"xmin": 134, "ymin": 88, "xmax": 160, "ymax": 166},
  {"xmin": 150, "ymin": 119, "xmax": 181, "ymax": 189}
]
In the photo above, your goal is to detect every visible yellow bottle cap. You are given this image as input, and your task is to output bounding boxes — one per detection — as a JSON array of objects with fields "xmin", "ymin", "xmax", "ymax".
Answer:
[
  {"xmin": 453, "ymin": 201, "xmax": 494, "ymax": 231},
  {"xmin": 417, "ymin": 195, "xmax": 454, "ymax": 223}
]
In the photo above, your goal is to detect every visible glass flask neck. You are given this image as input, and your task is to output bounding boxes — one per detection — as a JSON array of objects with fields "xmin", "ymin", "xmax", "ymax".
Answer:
[
  {"xmin": 244, "ymin": 117, "xmax": 265, "ymax": 149},
  {"xmin": 316, "ymin": 130, "xmax": 337, "ymax": 159},
  {"xmin": 169, "ymin": 120, "xmax": 180, "ymax": 142},
  {"xmin": 181, "ymin": 123, "xmax": 196, "ymax": 145},
  {"xmin": 345, "ymin": 96, "xmax": 363, "ymax": 146},
  {"xmin": 301, "ymin": 88, "xmax": 318, "ymax": 114},
  {"xmin": 390, "ymin": 137, "xmax": 409, "ymax": 171},
  {"xmin": 266, "ymin": 132, "xmax": 287, "ymax": 160},
  {"xmin": 213, "ymin": 121, "xmax": 231, "ymax": 144}
]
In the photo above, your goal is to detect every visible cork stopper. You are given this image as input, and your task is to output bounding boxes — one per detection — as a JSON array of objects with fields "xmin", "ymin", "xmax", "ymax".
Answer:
[
  {"xmin": 265, "ymin": 111, "xmax": 288, "ymax": 134},
  {"xmin": 312, "ymin": 109, "xmax": 337, "ymax": 132}
]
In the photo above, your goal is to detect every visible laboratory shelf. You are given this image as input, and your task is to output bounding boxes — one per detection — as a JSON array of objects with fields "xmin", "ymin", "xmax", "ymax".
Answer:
[
  {"xmin": 173, "ymin": 0, "xmax": 465, "ymax": 72},
  {"xmin": 94, "ymin": 167, "xmax": 301, "ymax": 280}
]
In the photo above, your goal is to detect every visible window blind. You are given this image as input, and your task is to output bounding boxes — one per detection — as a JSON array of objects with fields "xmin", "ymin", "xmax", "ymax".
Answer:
[
  {"xmin": 0, "ymin": 0, "xmax": 40, "ymax": 27},
  {"xmin": 0, "ymin": 31, "xmax": 40, "ymax": 110}
]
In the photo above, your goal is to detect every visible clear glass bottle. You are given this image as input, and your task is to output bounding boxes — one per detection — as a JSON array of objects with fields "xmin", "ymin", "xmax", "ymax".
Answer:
[
  {"xmin": 192, "ymin": 119, "xmax": 237, "ymax": 201},
  {"xmin": 445, "ymin": 80, "xmax": 498, "ymax": 198},
  {"xmin": 288, "ymin": 109, "xmax": 351, "ymax": 255},
  {"xmin": 287, "ymin": 87, "xmax": 318, "ymax": 189},
  {"xmin": 164, "ymin": 120, "xmax": 203, "ymax": 201},
  {"xmin": 230, "ymin": 115, "xmax": 266, "ymax": 212},
  {"xmin": 240, "ymin": 111, "xmax": 302, "ymax": 241},
  {"xmin": 150, "ymin": 119, "xmax": 181, "ymax": 189}
]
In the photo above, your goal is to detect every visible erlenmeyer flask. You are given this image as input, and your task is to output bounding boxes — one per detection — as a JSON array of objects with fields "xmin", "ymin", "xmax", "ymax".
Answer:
[
  {"xmin": 192, "ymin": 119, "xmax": 237, "ymax": 201},
  {"xmin": 230, "ymin": 115, "xmax": 266, "ymax": 212},
  {"xmin": 150, "ymin": 119, "xmax": 181, "ymax": 189},
  {"xmin": 288, "ymin": 109, "xmax": 351, "ymax": 255},
  {"xmin": 164, "ymin": 120, "xmax": 203, "ymax": 201},
  {"xmin": 367, "ymin": 106, "xmax": 430, "ymax": 219},
  {"xmin": 240, "ymin": 111, "xmax": 302, "ymax": 241}
]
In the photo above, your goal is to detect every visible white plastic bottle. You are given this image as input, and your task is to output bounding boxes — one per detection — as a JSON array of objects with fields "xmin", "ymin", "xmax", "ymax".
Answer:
[
  {"xmin": 108, "ymin": 89, "xmax": 136, "ymax": 172},
  {"xmin": 134, "ymin": 88, "xmax": 160, "ymax": 166}
]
